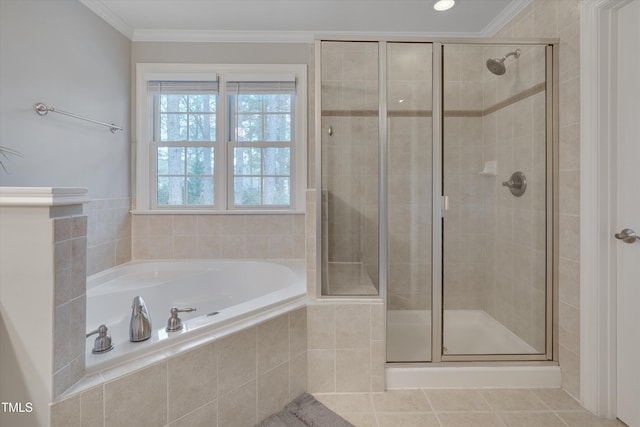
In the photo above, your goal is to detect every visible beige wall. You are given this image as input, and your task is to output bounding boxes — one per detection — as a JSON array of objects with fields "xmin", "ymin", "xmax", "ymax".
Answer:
[
  {"xmin": 0, "ymin": 0, "xmax": 131, "ymax": 199},
  {"xmin": 495, "ymin": 0, "xmax": 581, "ymax": 398}
]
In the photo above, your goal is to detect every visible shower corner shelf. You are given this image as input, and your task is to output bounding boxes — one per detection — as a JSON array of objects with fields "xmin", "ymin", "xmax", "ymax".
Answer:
[{"xmin": 479, "ymin": 160, "xmax": 497, "ymax": 177}]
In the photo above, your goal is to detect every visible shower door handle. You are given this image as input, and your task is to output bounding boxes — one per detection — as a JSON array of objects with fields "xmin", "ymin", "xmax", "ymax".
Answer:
[{"xmin": 615, "ymin": 228, "xmax": 639, "ymax": 243}]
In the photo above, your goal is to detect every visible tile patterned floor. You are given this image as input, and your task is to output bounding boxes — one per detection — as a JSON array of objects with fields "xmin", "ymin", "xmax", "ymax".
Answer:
[{"xmin": 314, "ymin": 389, "xmax": 628, "ymax": 427}]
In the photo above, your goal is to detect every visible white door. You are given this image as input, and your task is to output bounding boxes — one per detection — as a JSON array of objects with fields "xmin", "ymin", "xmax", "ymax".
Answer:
[{"xmin": 615, "ymin": 1, "xmax": 640, "ymax": 426}]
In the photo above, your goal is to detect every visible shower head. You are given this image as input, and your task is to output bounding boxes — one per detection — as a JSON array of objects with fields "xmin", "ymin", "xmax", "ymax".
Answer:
[{"xmin": 486, "ymin": 49, "xmax": 521, "ymax": 75}]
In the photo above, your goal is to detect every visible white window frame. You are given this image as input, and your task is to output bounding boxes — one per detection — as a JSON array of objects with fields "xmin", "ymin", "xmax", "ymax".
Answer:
[{"xmin": 134, "ymin": 63, "xmax": 307, "ymax": 213}]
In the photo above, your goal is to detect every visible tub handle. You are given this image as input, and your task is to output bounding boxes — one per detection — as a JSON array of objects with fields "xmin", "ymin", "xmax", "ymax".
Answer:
[
  {"xmin": 86, "ymin": 324, "xmax": 114, "ymax": 354},
  {"xmin": 166, "ymin": 307, "xmax": 197, "ymax": 332}
]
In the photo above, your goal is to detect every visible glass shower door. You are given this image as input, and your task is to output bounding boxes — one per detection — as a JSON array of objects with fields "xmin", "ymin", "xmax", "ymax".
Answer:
[
  {"xmin": 320, "ymin": 41, "xmax": 380, "ymax": 296},
  {"xmin": 385, "ymin": 42, "xmax": 433, "ymax": 362},
  {"xmin": 441, "ymin": 44, "xmax": 550, "ymax": 358}
]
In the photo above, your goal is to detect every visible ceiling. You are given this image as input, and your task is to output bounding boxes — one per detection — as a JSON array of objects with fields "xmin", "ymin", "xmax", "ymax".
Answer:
[{"xmin": 80, "ymin": 0, "xmax": 531, "ymax": 42}]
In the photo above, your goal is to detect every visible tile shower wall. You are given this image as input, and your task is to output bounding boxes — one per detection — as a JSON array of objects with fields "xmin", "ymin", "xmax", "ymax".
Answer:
[
  {"xmin": 494, "ymin": 0, "xmax": 581, "ymax": 399},
  {"xmin": 85, "ymin": 198, "xmax": 131, "ymax": 275},
  {"xmin": 481, "ymin": 45, "xmax": 547, "ymax": 353},
  {"xmin": 53, "ymin": 215, "xmax": 88, "ymax": 398},
  {"xmin": 444, "ymin": 42, "xmax": 547, "ymax": 353},
  {"xmin": 50, "ymin": 307, "xmax": 307, "ymax": 427},
  {"xmin": 131, "ymin": 214, "xmax": 305, "ymax": 260}
]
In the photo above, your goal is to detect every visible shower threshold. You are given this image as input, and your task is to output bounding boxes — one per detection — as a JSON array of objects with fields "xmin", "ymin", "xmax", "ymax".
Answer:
[{"xmin": 386, "ymin": 309, "xmax": 560, "ymax": 388}]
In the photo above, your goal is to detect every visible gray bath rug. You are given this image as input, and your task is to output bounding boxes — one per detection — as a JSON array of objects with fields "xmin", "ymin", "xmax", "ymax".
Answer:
[{"xmin": 256, "ymin": 393, "xmax": 354, "ymax": 427}]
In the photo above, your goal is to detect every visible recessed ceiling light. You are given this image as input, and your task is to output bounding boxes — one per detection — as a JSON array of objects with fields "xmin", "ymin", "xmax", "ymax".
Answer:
[{"xmin": 433, "ymin": 0, "xmax": 455, "ymax": 12}]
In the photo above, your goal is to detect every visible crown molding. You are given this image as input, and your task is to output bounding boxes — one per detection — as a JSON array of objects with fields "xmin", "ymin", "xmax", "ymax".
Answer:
[
  {"xmin": 481, "ymin": 0, "xmax": 532, "ymax": 37},
  {"xmin": 131, "ymin": 29, "xmax": 492, "ymax": 44},
  {"xmin": 132, "ymin": 29, "xmax": 315, "ymax": 43},
  {"xmin": 79, "ymin": 0, "xmax": 134, "ymax": 39}
]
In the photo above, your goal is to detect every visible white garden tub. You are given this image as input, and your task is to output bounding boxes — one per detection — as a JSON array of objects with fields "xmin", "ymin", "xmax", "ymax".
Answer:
[{"xmin": 85, "ymin": 259, "xmax": 305, "ymax": 372}]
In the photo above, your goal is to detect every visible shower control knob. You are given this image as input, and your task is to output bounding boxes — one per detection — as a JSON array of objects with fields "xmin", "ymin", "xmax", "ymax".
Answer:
[
  {"xmin": 502, "ymin": 171, "xmax": 527, "ymax": 197},
  {"xmin": 615, "ymin": 228, "xmax": 639, "ymax": 244}
]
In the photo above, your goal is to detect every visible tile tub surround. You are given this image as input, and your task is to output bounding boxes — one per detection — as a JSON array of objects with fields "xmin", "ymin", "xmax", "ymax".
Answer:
[
  {"xmin": 50, "ymin": 306, "xmax": 307, "ymax": 427},
  {"xmin": 85, "ymin": 198, "xmax": 132, "ymax": 276},
  {"xmin": 131, "ymin": 213, "xmax": 305, "ymax": 260},
  {"xmin": 54, "ymin": 215, "xmax": 88, "ymax": 398},
  {"xmin": 307, "ymin": 300, "xmax": 385, "ymax": 393}
]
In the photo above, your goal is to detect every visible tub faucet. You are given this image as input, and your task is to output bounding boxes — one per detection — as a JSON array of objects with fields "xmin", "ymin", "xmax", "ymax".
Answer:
[
  {"xmin": 86, "ymin": 324, "xmax": 114, "ymax": 353},
  {"xmin": 166, "ymin": 307, "xmax": 197, "ymax": 332},
  {"xmin": 130, "ymin": 296, "xmax": 152, "ymax": 342}
]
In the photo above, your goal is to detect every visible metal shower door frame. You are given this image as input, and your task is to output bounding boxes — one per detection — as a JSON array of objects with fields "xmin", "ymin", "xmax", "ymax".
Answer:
[{"xmin": 314, "ymin": 37, "xmax": 559, "ymax": 365}]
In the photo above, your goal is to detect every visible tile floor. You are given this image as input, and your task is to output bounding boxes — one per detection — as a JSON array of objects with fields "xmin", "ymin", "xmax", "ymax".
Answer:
[{"xmin": 314, "ymin": 389, "xmax": 628, "ymax": 427}]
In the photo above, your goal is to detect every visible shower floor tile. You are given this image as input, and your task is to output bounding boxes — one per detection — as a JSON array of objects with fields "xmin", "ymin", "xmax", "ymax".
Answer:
[
  {"xmin": 314, "ymin": 389, "xmax": 629, "ymax": 427},
  {"xmin": 386, "ymin": 309, "xmax": 539, "ymax": 361},
  {"xmin": 326, "ymin": 262, "xmax": 378, "ymax": 295}
]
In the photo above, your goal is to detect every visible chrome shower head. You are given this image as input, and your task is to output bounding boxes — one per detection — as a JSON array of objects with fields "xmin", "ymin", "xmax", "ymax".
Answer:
[{"xmin": 486, "ymin": 49, "xmax": 521, "ymax": 75}]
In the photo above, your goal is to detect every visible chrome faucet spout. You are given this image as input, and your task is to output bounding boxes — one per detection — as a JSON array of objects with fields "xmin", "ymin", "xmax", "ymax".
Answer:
[{"xmin": 129, "ymin": 296, "xmax": 152, "ymax": 342}]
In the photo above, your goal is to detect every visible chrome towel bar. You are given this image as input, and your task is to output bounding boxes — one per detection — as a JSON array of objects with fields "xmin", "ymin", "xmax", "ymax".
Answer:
[{"xmin": 35, "ymin": 102, "xmax": 123, "ymax": 133}]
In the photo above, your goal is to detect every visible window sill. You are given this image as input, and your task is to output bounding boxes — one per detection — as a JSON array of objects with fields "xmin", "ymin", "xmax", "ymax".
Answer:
[{"xmin": 130, "ymin": 209, "xmax": 305, "ymax": 215}]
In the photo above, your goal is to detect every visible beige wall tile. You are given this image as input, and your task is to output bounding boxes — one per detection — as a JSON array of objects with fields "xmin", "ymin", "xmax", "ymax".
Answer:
[
  {"xmin": 289, "ymin": 307, "xmax": 307, "ymax": 357},
  {"xmin": 307, "ymin": 304, "xmax": 335, "ymax": 349},
  {"xmin": 258, "ymin": 362, "xmax": 290, "ymax": 422},
  {"xmin": 167, "ymin": 342, "xmax": 218, "ymax": 422},
  {"xmin": 335, "ymin": 304, "xmax": 370, "ymax": 349},
  {"xmin": 50, "ymin": 395, "xmax": 80, "ymax": 427},
  {"xmin": 80, "ymin": 386, "xmax": 104, "ymax": 427},
  {"xmin": 173, "ymin": 235, "xmax": 198, "ymax": 259},
  {"xmin": 289, "ymin": 351, "xmax": 308, "ymax": 400},
  {"xmin": 257, "ymin": 315, "xmax": 289, "ymax": 374},
  {"xmin": 148, "ymin": 234, "xmax": 173, "ymax": 259},
  {"xmin": 104, "ymin": 362, "xmax": 167, "ymax": 427},
  {"xmin": 168, "ymin": 400, "xmax": 217, "ymax": 427},
  {"xmin": 218, "ymin": 380, "xmax": 257, "ymax": 427},
  {"xmin": 149, "ymin": 215, "xmax": 173, "ymax": 236},
  {"xmin": 172, "ymin": 215, "xmax": 197, "ymax": 235},
  {"xmin": 336, "ymin": 348, "xmax": 370, "ymax": 392},
  {"xmin": 217, "ymin": 327, "xmax": 256, "ymax": 396},
  {"xmin": 307, "ymin": 349, "xmax": 335, "ymax": 393}
]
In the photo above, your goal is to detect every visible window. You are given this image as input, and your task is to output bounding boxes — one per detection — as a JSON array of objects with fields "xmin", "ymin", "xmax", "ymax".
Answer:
[
  {"xmin": 149, "ymin": 81, "xmax": 217, "ymax": 207},
  {"xmin": 228, "ymin": 81, "xmax": 295, "ymax": 207},
  {"xmin": 135, "ymin": 64, "xmax": 306, "ymax": 212}
]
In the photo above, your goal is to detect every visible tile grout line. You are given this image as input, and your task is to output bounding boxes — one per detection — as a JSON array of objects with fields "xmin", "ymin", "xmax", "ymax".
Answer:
[{"xmin": 421, "ymin": 389, "xmax": 445, "ymax": 427}]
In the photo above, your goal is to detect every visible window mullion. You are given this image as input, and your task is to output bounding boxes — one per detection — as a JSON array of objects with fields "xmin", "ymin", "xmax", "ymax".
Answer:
[{"xmin": 218, "ymin": 77, "xmax": 228, "ymax": 211}]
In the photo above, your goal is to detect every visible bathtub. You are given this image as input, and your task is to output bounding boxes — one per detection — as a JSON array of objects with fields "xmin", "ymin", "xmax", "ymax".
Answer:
[{"xmin": 85, "ymin": 259, "xmax": 306, "ymax": 372}]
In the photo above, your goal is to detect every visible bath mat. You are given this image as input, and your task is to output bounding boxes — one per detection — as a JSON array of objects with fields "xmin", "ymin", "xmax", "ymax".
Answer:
[{"xmin": 256, "ymin": 393, "xmax": 354, "ymax": 427}]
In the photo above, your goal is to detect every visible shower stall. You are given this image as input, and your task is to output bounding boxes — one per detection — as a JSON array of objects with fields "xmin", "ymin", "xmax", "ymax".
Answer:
[{"xmin": 316, "ymin": 39, "xmax": 558, "ymax": 365}]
